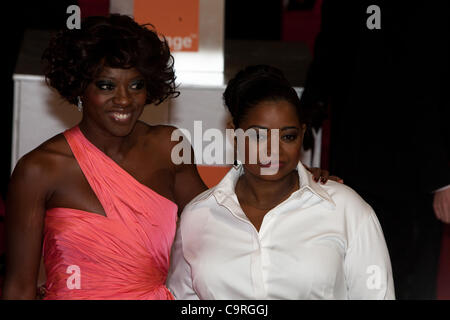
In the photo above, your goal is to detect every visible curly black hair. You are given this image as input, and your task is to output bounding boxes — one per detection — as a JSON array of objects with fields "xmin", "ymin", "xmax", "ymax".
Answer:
[
  {"xmin": 223, "ymin": 65, "xmax": 310, "ymax": 128},
  {"xmin": 42, "ymin": 14, "xmax": 179, "ymax": 106}
]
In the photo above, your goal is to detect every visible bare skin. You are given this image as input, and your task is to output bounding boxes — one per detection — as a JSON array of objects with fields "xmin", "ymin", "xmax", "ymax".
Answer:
[
  {"xmin": 233, "ymin": 100, "xmax": 312, "ymax": 232},
  {"xmin": 3, "ymin": 68, "xmax": 335, "ymax": 299},
  {"xmin": 434, "ymin": 187, "xmax": 450, "ymax": 224},
  {"xmin": 2, "ymin": 67, "xmax": 207, "ymax": 299}
]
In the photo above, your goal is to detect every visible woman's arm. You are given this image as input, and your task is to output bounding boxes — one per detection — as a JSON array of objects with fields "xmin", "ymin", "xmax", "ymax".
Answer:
[
  {"xmin": 173, "ymin": 157, "xmax": 208, "ymax": 215},
  {"xmin": 344, "ymin": 208, "xmax": 395, "ymax": 300},
  {"xmin": 304, "ymin": 165, "xmax": 343, "ymax": 184},
  {"xmin": 169, "ymin": 128, "xmax": 208, "ymax": 214},
  {"xmin": 2, "ymin": 154, "xmax": 50, "ymax": 299}
]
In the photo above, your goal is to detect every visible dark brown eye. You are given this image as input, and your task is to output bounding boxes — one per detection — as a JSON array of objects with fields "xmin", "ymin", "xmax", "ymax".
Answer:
[
  {"xmin": 95, "ymin": 81, "xmax": 115, "ymax": 91},
  {"xmin": 130, "ymin": 80, "xmax": 145, "ymax": 90},
  {"xmin": 282, "ymin": 134, "xmax": 297, "ymax": 141}
]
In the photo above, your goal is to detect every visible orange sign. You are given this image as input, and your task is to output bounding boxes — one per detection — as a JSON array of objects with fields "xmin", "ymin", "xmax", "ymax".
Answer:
[{"xmin": 134, "ymin": 0, "xmax": 199, "ymax": 52}]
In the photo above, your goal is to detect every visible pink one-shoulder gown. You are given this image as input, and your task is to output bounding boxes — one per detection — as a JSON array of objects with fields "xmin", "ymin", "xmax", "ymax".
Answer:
[{"xmin": 42, "ymin": 126, "xmax": 178, "ymax": 299}]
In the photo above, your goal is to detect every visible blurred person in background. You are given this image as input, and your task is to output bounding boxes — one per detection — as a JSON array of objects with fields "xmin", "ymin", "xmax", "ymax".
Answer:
[{"xmin": 300, "ymin": 0, "xmax": 450, "ymax": 299}]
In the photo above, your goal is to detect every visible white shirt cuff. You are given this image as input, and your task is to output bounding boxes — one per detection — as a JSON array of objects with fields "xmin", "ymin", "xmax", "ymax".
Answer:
[{"xmin": 434, "ymin": 184, "xmax": 450, "ymax": 193}]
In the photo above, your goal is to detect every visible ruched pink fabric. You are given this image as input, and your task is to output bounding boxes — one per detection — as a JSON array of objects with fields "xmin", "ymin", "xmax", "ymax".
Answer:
[{"xmin": 43, "ymin": 126, "xmax": 178, "ymax": 300}]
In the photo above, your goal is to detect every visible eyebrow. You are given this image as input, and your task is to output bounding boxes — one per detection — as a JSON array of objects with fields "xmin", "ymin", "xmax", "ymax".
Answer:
[
  {"xmin": 280, "ymin": 126, "xmax": 299, "ymax": 131},
  {"xmin": 96, "ymin": 70, "xmax": 144, "ymax": 80},
  {"xmin": 95, "ymin": 73, "xmax": 144, "ymax": 81},
  {"xmin": 247, "ymin": 125, "xmax": 299, "ymax": 131}
]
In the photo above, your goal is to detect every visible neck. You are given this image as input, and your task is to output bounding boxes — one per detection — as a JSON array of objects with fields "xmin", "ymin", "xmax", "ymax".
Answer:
[
  {"xmin": 237, "ymin": 169, "xmax": 299, "ymax": 208},
  {"xmin": 78, "ymin": 120, "xmax": 133, "ymax": 158}
]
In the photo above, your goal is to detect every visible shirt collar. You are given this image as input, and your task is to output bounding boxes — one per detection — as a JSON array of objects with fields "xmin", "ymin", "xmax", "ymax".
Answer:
[
  {"xmin": 295, "ymin": 162, "xmax": 336, "ymax": 209},
  {"xmin": 210, "ymin": 162, "xmax": 336, "ymax": 210}
]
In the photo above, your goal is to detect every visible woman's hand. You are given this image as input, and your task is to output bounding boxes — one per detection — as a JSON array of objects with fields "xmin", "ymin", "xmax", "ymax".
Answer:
[
  {"xmin": 434, "ymin": 187, "xmax": 450, "ymax": 224},
  {"xmin": 305, "ymin": 166, "xmax": 344, "ymax": 184}
]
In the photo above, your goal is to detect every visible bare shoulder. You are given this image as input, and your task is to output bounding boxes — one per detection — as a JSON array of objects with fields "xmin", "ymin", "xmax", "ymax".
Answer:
[
  {"xmin": 11, "ymin": 133, "xmax": 72, "ymax": 187},
  {"xmin": 138, "ymin": 122, "xmax": 179, "ymax": 141},
  {"xmin": 136, "ymin": 121, "xmax": 184, "ymax": 155}
]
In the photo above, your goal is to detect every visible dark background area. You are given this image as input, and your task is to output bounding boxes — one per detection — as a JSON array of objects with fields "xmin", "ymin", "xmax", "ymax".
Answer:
[
  {"xmin": 225, "ymin": 1, "xmax": 282, "ymax": 40},
  {"xmin": 1, "ymin": 1, "xmax": 74, "ymax": 199}
]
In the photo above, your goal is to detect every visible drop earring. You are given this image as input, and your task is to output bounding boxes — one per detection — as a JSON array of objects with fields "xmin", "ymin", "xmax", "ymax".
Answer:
[{"xmin": 77, "ymin": 96, "xmax": 83, "ymax": 112}]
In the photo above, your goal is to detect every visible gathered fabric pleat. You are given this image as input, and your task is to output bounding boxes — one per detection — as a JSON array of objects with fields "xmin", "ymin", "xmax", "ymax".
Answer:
[{"xmin": 43, "ymin": 126, "xmax": 177, "ymax": 300}]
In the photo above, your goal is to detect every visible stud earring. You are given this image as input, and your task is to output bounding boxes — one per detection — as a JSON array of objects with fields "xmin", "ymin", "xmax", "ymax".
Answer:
[{"xmin": 77, "ymin": 96, "xmax": 83, "ymax": 112}]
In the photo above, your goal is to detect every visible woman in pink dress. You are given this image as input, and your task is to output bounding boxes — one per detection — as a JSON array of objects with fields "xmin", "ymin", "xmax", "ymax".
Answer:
[
  {"xmin": 2, "ymin": 15, "xmax": 334, "ymax": 300},
  {"xmin": 2, "ymin": 14, "xmax": 208, "ymax": 300}
]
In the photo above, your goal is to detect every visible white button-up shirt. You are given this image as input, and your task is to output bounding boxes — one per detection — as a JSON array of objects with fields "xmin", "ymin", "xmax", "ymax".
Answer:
[{"xmin": 167, "ymin": 162, "xmax": 395, "ymax": 300}]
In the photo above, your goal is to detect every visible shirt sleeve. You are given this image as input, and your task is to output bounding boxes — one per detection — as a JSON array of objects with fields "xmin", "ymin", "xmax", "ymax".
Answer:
[
  {"xmin": 344, "ymin": 208, "xmax": 396, "ymax": 300},
  {"xmin": 166, "ymin": 224, "xmax": 199, "ymax": 300},
  {"xmin": 434, "ymin": 184, "xmax": 450, "ymax": 193}
]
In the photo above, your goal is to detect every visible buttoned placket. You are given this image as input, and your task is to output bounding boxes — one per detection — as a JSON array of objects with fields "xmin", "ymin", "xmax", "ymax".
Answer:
[
  {"xmin": 216, "ymin": 187, "xmax": 309, "ymax": 299},
  {"xmin": 216, "ymin": 193, "xmax": 264, "ymax": 298}
]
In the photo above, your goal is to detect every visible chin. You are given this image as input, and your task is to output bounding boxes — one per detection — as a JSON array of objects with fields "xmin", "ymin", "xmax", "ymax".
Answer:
[
  {"xmin": 247, "ymin": 164, "xmax": 295, "ymax": 181},
  {"xmin": 105, "ymin": 122, "xmax": 136, "ymax": 137}
]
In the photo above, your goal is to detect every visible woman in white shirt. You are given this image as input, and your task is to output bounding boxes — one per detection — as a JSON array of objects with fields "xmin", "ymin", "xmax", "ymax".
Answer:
[{"xmin": 167, "ymin": 65, "xmax": 395, "ymax": 300}]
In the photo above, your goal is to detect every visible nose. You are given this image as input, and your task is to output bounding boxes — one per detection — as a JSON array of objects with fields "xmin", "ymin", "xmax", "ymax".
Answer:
[
  {"xmin": 113, "ymin": 85, "xmax": 131, "ymax": 107},
  {"xmin": 266, "ymin": 129, "xmax": 280, "ymax": 157}
]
